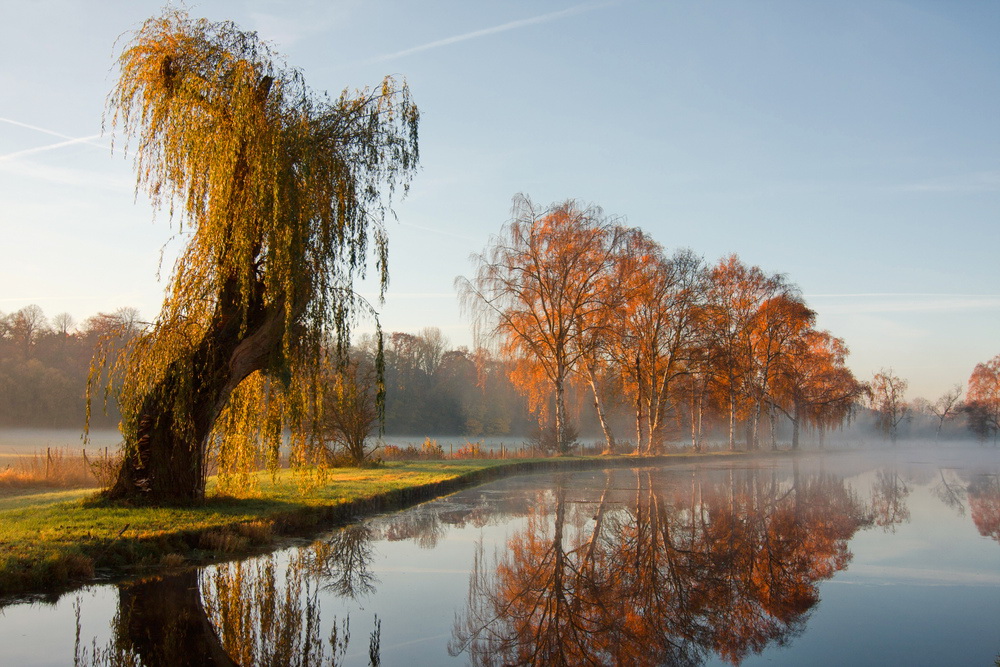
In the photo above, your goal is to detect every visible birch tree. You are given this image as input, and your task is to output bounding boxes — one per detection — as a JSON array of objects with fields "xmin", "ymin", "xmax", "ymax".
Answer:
[{"xmin": 458, "ymin": 196, "xmax": 623, "ymax": 454}]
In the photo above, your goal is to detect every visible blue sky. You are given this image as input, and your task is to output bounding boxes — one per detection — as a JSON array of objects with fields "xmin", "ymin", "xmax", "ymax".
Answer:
[{"xmin": 1, "ymin": 0, "xmax": 998, "ymax": 401}]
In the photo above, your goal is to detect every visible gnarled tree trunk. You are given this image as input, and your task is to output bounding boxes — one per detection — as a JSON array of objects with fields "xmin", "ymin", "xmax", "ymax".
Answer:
[{"xmin": 107, "ymin": 280, "xmax": 286, "ymax": 503}]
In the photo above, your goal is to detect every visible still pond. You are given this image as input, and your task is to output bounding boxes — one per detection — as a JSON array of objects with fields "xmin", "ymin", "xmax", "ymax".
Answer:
[{"xmin": 1, "ymin": 450, "xmax": 998, "ymax": 665}]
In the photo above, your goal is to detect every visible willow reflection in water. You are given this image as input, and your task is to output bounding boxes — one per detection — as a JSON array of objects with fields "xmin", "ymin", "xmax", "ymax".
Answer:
[
  {"xmin": 74, "ymin": 535, "xmax": 381, "ymax": 667},
  {"xmin": 449, "ymin": 467, "xmax": 870, "ymax": 666}
]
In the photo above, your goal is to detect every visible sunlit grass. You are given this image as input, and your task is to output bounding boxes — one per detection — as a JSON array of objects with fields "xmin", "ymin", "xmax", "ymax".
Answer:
[{"xmin": 0, "ymin": 459, "xmax": 516, "ymax": 598}]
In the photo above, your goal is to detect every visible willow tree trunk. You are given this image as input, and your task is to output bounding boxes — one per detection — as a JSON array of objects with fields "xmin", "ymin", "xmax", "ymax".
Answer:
[{"xmin": 107, "ymin": 279, "xmax": 285, "ymax": 503}]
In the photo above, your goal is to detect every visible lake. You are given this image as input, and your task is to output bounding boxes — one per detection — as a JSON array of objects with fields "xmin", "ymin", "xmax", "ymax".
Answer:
[{"xmin": 1, "ymin": 449, "xmax": 998, "ymax": 665}]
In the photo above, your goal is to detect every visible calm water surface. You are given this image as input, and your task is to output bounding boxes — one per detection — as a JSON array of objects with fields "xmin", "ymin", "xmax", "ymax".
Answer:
[{"xmin": 1, "ymin": 450, "xmax": 998, "ymax": 666}]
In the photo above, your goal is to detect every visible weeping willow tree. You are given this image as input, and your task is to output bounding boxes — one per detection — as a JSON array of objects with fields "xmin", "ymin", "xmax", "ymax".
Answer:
[{"xmin": 91, "ymin": 10, "xmax": 418, "ymax": 503}]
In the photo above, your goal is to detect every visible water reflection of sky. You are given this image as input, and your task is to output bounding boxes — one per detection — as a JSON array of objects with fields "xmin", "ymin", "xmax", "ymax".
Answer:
[
  {"xmin": 1, "ymin": 451, "xmax": 999, "ymax": 666},
  {"xmin": 720, "ymin": 460, "xmax": 1000, "ymax": 667}
]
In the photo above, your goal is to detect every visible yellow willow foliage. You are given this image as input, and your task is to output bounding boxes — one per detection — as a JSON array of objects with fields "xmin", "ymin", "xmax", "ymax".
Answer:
[
  {"xmin": 210, "ymin": 372, "xmax": 283, "ymax": 495},
  {"xmin": 89, "ymin": 9, "xmax": 417, "ymax": 489},
  {"xmin": 201, "ymin": 554, "xmax": 336, "ymax": 666}
]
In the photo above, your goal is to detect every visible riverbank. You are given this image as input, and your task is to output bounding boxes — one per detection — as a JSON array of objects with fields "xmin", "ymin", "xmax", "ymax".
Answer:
[{"xmin": 0, "ymin": 451, "xmax": 754, "ymax": 602}]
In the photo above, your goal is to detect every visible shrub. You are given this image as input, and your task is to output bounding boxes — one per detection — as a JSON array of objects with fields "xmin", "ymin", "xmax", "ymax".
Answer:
[
  {"xmin": 453, "ymin": 442, "xmax": 483, "ymax": 459},
  {"xmin": 421, "ymin": 438, "xmax": 444, "ymax": 459}
]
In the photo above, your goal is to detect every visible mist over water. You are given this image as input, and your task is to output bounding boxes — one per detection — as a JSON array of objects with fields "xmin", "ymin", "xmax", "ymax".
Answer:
[
  {"xmin": 0, "ymin": 428, "xmax": 120, "ymax": 457},
  {"xmin": 0, "ymin": 421, "xmax": 992, "ymax": 460}
]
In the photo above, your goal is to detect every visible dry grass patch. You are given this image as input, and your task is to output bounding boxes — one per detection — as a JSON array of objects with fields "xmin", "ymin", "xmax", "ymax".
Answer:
[{"xmin": 0, "ymin": 447, "xmax": 117, "ymax": 495}]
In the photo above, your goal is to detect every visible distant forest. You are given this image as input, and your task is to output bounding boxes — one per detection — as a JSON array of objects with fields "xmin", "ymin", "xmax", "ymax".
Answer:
[
  {"xmin": 0, "ymin": 303, "xmax": 992, "ymax": 446},
  {"xmin": 0, "ymin": 305, "xmax": 530, "ymax": 436}
]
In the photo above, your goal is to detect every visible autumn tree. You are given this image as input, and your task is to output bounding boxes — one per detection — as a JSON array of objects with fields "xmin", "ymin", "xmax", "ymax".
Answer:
[
  {"xmin": 771, "ymin": 329, "xmax": 862, "ymax": 450},
  {"xmin": 93, "ymin": 10, "xmax": 418, "ymax": 502},
  {"xmin": 458, "ymin": 195, "xmax": 624, "ymax": 454},
  {"xmin": 745, "ymin": 289, "xmax": 815, "ymax": 449},
  {"xmin": 703, "ymin": 255, "xmax": 799, "ymax": 450},
  {"xmin": 965, "ymin": 355, "xmax": 1000, "ymax": 445},
  {"xmin": 609, "ymin": 235, "xmax": 706, "ymax": 453},
  {"xmin": 868, "ymin": 369, "xmax": 909, "ymax": 445}
]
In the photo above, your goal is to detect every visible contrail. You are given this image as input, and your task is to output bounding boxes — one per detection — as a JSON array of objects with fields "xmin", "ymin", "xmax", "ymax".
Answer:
[
  {"xmin": 364, "ymin": 1, "xmax": 617, "ymax": 64},
  {"xmin": 0, "ymin": 134, "xmax": 103, "ymax": 162},
  {"xmin": 0, "ymin": 117, "xmax": 105, "ymax": 145}
]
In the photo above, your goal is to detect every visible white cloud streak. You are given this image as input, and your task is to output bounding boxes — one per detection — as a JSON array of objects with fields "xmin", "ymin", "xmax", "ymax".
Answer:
[
  {"xmin": 806, "ymin": 293, "xmax": 1000, "ymax": 298},
  {"xmin": 0, "ymin": 117, "xmax": 106, "ymax": 147},
  {"xmin": 363, "ymin": 2, "xmax": 616, "ymax": 64},
  {"xmin": 0, "ymin": 134, "xmax": 103, "ymax": 162},
  {"xmin": 837, "ymin": 564, "xmax": 1000, "ymax": 587}
]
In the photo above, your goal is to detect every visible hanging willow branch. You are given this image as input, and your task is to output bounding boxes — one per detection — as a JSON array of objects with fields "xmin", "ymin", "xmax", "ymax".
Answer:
[{"xmin": 89, "ymin": 9, "xmax": 418, "ymax": 501}]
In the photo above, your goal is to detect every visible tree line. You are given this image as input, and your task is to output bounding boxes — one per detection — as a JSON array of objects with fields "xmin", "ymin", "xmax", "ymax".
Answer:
[
  {"xmin": 0, "ymin": 305, "xmax": 142, "ymax": 427},
  {"xmin": 4, "ymin": 299, "xmax": 998, "ymax": 451},
  {"xmin": 458, "ymin": 196, "xmax": 865, "ymax": 454},
  {"xmin": 0, "ymin": 304, "xmax": 529, "ymax": 436},
  {"xmin": 457, "ymin": 196, "xmax": 1000, "ymax": 453},
  {"xmin": 867, "ymin": 360, "xmax": 1000, "ymax": 445}
]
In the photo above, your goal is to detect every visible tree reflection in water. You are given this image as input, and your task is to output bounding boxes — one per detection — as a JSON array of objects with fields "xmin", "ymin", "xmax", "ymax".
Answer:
[
  {"xmin": 74, "ymin": 525, "xmax": 380, "ymax": 667},
  {"xmin": 870, "ymin": 469, "xmax": 911, "ymax": 531},
  {"xmin": 450, "ymin": 467, "xmax": 870, "ymax": 666},
  {"xmin": 71, "ymin": 463, "xmax": 930, "ymax": 666},
  {"xmin": 302, "ymin": 524, "xmax": 379, "ymax": 599},
  {"xmin": 927, "ymin": 466, "xmax": 1000, "ymax": 543},
  {"xmin": 968, "ymin": 473, "xmax": 1000, "ymax": 541}
]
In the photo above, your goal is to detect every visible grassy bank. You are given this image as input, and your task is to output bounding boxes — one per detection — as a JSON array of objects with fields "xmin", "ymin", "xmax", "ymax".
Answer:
[{"xmin": 0, "ymin": 451, "xmax": 749, "ymax": 602}]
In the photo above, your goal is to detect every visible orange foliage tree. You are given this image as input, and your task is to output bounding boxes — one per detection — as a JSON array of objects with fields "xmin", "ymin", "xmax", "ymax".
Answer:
[
  {"xmin": 772, "ymin": 330, "xmax": 863, "ymax": 449},
  {"xmin": 607, "ymin": 235, "xmax": 707, "ymax": 453},
  {"xmin": 458, "ymin": 195, "xmax": 625, "ymax": 454},
  {"xmin": 461, "ymin": 200, "xmax": 866, "ymax": 453},
  {"xmin": 703, "ymin": 256, "xmax": 809, "ymax": 450},
  {"xmin": 746, "ymin": 291, "xmax": 815, "ymax": 448},
  {"xmin": 965, "ymin": 354, "xmax": 1000, "ymax": 444}
]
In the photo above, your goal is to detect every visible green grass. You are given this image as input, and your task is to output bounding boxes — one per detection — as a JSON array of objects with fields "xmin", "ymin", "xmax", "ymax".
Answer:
[
  {"xmin": 0, "ymin": 460, "xmax": 507, "ymax": 597},
  {"xmin": 0, "ymin": 451, "xmax": 754, "ymax": 600}
]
